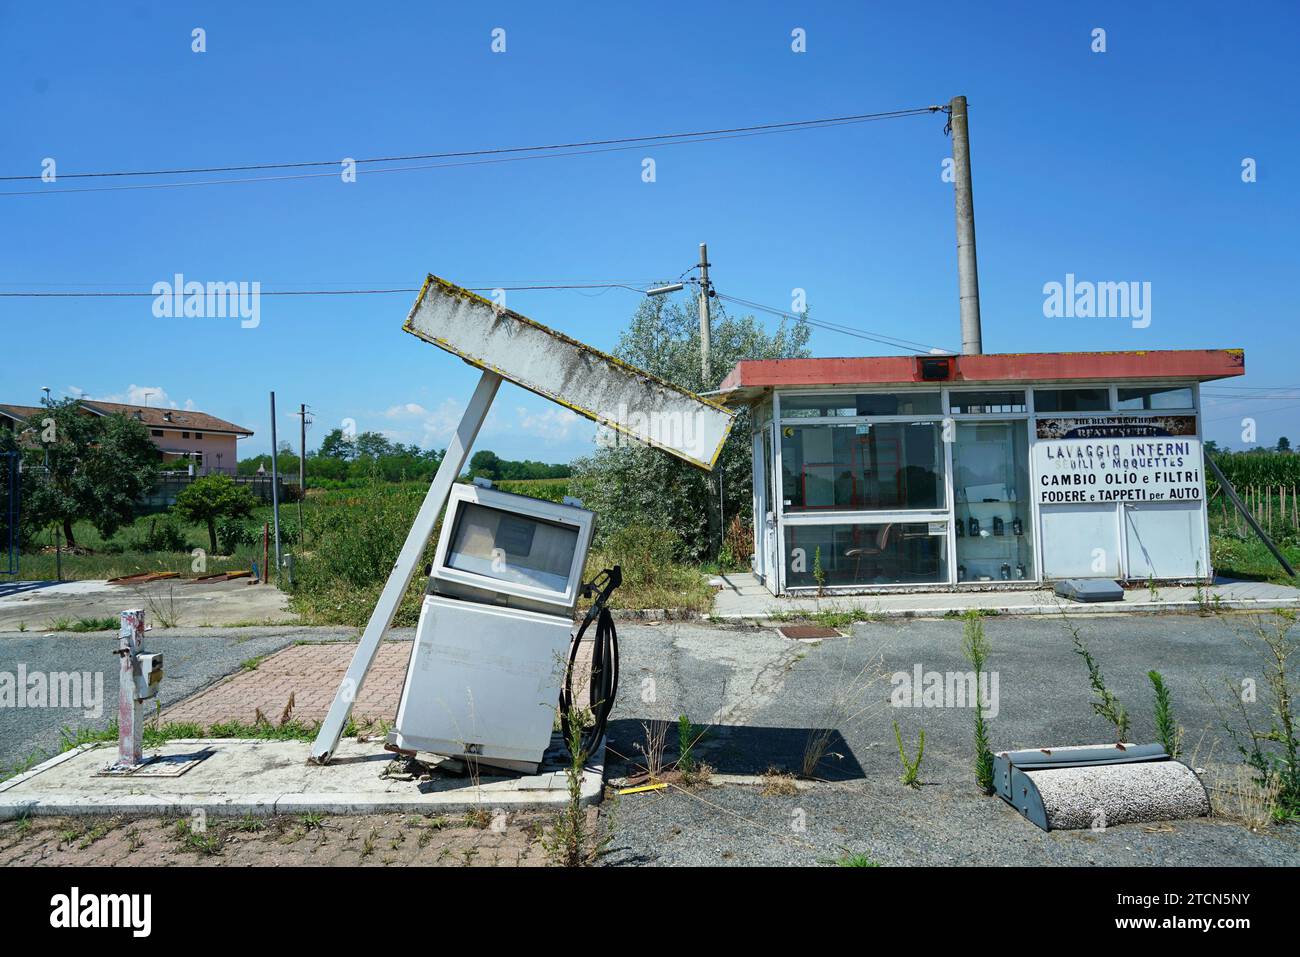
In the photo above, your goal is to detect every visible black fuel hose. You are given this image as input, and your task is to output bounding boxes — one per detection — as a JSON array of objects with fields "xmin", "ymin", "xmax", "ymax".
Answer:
[{"xmin": 560, "ymin": 566, "xmax": 621, "ymax": 759}]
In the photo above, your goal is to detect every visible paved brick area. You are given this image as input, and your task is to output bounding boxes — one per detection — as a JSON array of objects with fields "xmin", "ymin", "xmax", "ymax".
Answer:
[
  {"xmin": 164, "ymin": 641, "xmax": 411, "ymax": 728},
  {"xmin": 162, "ymin": 637, "xmax": 595, "ymax": 729}
]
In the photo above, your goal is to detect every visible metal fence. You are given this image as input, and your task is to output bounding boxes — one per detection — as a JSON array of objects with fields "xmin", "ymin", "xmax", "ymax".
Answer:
[{"xmin": 142, "ymin": 472, "xmax": 288, "ymax": 510}]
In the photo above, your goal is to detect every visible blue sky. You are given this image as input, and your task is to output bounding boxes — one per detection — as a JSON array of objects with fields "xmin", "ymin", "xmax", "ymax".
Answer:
[{"xmin": 3, "ymin": 1, "xmax": 1297, "ymax": 459}]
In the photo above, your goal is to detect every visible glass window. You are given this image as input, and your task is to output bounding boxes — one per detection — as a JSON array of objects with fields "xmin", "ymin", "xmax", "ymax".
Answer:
[
  {"xmin": 949, "ymin": 390, "xmax": 1026, "ymax": 415},
  {"xmin": 784, "ymin": 522, "xmax": 948, "ymax": 587},
  {"xmin": 780, "ymin": 422, "xmax": 945, "ymax": 511},
  {"xmin": 1033, "ymin": 388, "xmax": 1110, "ymax": 413},
  {"xmin": 445, "ymin": 502, "xmax": 579, "ymax": 593},
  {"xmin": 1116, "ymin": 386, "xmax": 1194, "ymax": 410},
  {"xmin": 780, "ymin": 392, "xmax": 941, "ymax": 418},
  {"xmin": 952, "ymin": 421, "xmax": 1034, "ymax": 582}
]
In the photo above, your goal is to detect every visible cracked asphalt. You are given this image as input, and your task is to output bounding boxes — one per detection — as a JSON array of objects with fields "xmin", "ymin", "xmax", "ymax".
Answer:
[{"xmin": 601, "ymin": 614, "xmax": 1300, "ymax": 866}]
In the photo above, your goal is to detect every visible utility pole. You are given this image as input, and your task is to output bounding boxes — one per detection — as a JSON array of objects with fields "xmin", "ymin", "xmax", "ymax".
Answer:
[
  {"xmin": 696, "ymin": 241, "xmax": 722, "ymax": 558},
  {"xmin": 293, "ymin": 403, "xmax": 310, "ymax": 546},
  {"xmin": 268, "ymin": 392, "xmax": 282, "ymax": 582},
  {"xmin": 949, "ymin": 95, "xmax": 983, "ymax": 356},
  {"xmin": 697, "ymin": 242, "xmax": 712, "ymax": 384}
]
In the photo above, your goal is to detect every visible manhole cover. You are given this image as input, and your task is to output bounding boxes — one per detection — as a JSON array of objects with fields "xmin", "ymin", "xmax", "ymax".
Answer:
[{"xmin": 778, "ymin": 625, "xmax": 841, "ymax": 640}]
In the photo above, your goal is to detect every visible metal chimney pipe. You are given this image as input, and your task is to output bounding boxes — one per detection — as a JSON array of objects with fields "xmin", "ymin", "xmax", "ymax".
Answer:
[{"xmin": 950, "ymin": 95, "xmax": 983, "ymax": 355}]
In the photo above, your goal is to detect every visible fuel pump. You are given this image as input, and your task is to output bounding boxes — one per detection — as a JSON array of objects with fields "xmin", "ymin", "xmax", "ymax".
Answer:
[{"xmin": 385, "ymin": 482, "xmax": 620, "ymax": 773}]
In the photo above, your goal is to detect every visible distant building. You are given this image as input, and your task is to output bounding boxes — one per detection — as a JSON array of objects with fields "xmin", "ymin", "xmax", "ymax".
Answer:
[{"xmin": 0, "ymin": 399, "xmax": 253, "ymax": 474}]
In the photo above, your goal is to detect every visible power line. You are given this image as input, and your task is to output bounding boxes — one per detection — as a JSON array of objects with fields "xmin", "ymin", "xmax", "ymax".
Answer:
[
  {"xmin": 0, "ymin": 283, "xmax": 650, "ymax": 298},
  {"xmin": 714, "ymin": 290, "xmax": 949, "ymax": 355},
  {"xmin": 1, "ymin": 106, "xmax": 940, "ymax": 184},
  {"xmin": 0, "ymin": 279, "xmax": 955, "ymax": 356},
  {"xmin": 0, "ymin": 119, "xmax": 927, "ymax": 197}
]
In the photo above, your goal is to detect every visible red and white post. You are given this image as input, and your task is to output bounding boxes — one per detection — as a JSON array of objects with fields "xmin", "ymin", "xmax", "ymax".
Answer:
[{"xmin": 117, "ymin": 608, "xmax": 146, "ymax": 767}]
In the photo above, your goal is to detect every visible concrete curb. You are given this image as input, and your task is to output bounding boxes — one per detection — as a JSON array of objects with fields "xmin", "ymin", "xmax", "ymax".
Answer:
[
  {"xmin": 710, "ymin": 597, "xmax": 1300, "ymax": 622},
  {"xmin": 0, "ymin": 739, "xmax": 605, "ymax": 821}
]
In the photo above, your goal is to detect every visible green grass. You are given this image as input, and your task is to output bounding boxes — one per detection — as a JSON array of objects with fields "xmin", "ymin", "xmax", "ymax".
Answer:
[
  {"xmin": 44, "ymin": 616, "xmax": 118, "ymax": 633},
  {"xmin": 766, "ymin": 605, "xmax": 883, "ymax": 629},
  {"xmin": 837, "ymin": 853, "xmax": 881, "ymax": 867}
]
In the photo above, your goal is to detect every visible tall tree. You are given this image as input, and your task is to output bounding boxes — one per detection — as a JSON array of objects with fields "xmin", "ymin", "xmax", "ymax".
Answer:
[{"xmin": 20, "ymin": 398, "xmax": 159, "ymax": 547}]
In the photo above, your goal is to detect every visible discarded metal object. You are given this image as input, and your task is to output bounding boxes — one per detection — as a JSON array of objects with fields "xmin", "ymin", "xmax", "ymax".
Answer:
[
  {"xmin": 404, "ymin": 274, "xmax": 736, "ymax": 471},
  {"xmin": 993, "ymin": 743, "xmax": 1210, "ymax": 831},
  {"xmin": 1053, "ymin": 579, "xmax": 1124, "ymax": 603},
  {"xmin": 312, "ymin": 275, "xmax": 725, "ymax": 764}
]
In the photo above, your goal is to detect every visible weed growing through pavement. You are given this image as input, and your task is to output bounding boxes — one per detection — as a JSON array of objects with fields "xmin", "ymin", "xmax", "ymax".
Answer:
[
  {"xmin": 1206, "ymin": 611, "xmax": 1300, "ymax": 822},
  {"xmin": 961, "ymin": 610, "xmax": 995, "ymax": 794},
  {"xmin": 894, "ymin": 720, "xmax": 925, "ymax": 788},
  {"xmin": 1063, "ymin": 614, "xmax": 1130, "ymax": 742},
  {"xmin": 801, "ymin": 638, "xmax": 889, "ymax": 778},
  {"xmin": 1148, "ymin": 670, "xmax": 1182, "ymax": 758},
  {"xmin": 635, "ymin": 718, "xmax": 670, "ymax": 778}
]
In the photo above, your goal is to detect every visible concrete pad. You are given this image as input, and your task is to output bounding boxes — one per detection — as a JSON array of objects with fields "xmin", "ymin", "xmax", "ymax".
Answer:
[
  {"xmin": 0, "ymin": 578, "xmax": 294, "ymax": 631},
  {"xmin": 0, "ymin": 736, "xmax": 604, "ymax": 820},
  {"xmin": 710, "ymin": 571, "xmax": 1300, "ymax": 620}
]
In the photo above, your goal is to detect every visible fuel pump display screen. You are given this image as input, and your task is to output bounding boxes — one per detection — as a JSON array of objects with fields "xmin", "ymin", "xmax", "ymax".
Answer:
[{"xmin": 445, "ymin": 502, "xmax": 580, "ymax": 594}]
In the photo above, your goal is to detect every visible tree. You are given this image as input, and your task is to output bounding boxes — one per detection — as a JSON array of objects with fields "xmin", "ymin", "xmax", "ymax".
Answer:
[
  {"xmin": 317, "ymin": 428, "xmax": 356, "ymax": 461},
  {"xmin": 19, "ymin": 398, "xmax": 159, "ymax": 547},
  {"xmin": 570, "ymin": 292, "xmax": 811, "ymax": 561},
  {"xmin": 468, "ymin": 450, "xmax": 502, "ymax": 480},
  {"xmin": 1278, "ymin": 436, "xmax": 1292, "ymax": 453},
  {"xmin": 173, "ymin": 474, "xmax": 258, "ymax": 553}
]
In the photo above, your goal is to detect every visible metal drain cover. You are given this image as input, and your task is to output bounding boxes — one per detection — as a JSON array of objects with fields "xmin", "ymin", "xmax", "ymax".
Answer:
[
  {"xmin": 778, "ymin": 625, "xmax": 841, "ymax": 640},
  {"xmin": 97, "ymin": 749, "xmax": 214, "ymax": 778}
]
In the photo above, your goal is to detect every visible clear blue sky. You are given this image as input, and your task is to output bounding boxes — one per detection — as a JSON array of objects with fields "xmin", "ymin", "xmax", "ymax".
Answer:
[{"xmin": 3, "ymin": 1, "xmax": 1296, "ymax": 459}]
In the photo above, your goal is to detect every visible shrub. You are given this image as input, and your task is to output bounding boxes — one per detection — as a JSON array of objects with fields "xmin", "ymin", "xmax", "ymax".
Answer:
[
  {"xmin": 132, "ymin": 516, "xmax": 190, "ymax": 553},
  {"xmin": 604, "ymin": 524, "xmax": 680, "ymax": 585}
]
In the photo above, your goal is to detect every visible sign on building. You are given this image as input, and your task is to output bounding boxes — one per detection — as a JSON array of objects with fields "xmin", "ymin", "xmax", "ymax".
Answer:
[{"xmin": 1033, "ymin": 416, "xmax": 1203, "ymax": 505}]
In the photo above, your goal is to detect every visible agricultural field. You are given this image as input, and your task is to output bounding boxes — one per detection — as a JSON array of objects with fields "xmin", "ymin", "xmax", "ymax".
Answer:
[
  {"xmin": 9, "ymin": 477, "xmax": 715, "ymax": 624},
  {"xmin": 1206, "ymin": 452, "xmax": 1300, "ymax": 584}
]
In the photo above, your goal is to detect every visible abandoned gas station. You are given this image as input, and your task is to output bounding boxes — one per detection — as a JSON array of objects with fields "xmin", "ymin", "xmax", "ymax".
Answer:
[{"xmin": 717, "ymin": 348, "xmax": 1244, "ymax": 596}]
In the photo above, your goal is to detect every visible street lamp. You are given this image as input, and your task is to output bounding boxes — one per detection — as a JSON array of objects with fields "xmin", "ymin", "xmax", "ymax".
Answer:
[{"xmin": 644, "ymin": 282, "xmax": 686, "ymax": 297}]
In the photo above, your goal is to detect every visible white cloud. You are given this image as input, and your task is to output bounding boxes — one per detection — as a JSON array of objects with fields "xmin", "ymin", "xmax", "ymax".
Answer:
[
  {"xmin": 515, "ymin": 405, "xmax": 579, "ymax": 440},
  {"xmin": 382, "ymin": 398, "xmax": 473, "ymax": 445},
  {"xmin": 94, "ymin": 384, "xmax": 191, "ymax": 409}
]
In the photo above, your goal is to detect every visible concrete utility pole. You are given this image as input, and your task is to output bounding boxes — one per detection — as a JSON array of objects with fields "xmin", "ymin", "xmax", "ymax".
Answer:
[
  {"xmin": 698, "ymin": 242, "xmax": 712, "ymax": 383},
  {"xmin": 293, "ymin": 403, "xmax": 310, "ymax": 546},
  {"xmin": 268, "ymin": 392, "xmax": 282, "ymax": 581},
  {"xmin": 949, "ymin": 95, "xmax": 983, "ymax": 356}
]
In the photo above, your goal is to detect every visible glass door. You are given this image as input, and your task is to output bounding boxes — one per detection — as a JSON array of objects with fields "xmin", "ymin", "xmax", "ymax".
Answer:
[{"xmin": 952, "ymin": 421, "xmax": 1034, "ymax": 582}]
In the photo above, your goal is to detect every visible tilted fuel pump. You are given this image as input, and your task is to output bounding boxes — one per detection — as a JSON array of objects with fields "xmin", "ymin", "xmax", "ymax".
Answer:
[
  {"xmin": 309, "ymin": 275, "xmax": 733, "ymax": 765},
  {"xmin": 385, "ymin": 482, "xmax": 621, "ymax": 772}
]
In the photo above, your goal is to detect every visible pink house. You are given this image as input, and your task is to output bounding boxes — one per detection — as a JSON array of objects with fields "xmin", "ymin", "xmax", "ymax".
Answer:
[{"xmin": 0, "ymin": 400, "xmax": 253, "ymax": 474}]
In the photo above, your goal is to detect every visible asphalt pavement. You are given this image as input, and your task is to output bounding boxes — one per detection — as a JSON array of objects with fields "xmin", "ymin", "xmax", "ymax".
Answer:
[
  {"xmin": 601, "ymin": 613, "xmax": 1300, "ymax": 866},
  {"xmin": 0, "ymin": 626, "xmax": 350, "ymax": 772}
]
